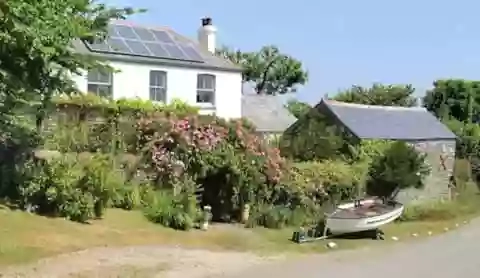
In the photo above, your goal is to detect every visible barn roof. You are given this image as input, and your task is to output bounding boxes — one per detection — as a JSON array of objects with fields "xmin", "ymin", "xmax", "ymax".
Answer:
[
  {"xmin": 318, "ymin": 99, "xmax": 456, "ymax": 140},
  {"xmin": 242, "ymin": 95, "xmax": 297, "ymax": 132}
]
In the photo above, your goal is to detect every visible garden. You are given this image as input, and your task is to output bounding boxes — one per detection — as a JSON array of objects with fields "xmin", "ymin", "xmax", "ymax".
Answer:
[
  {"xmin": 0, "ymin": 94, "xmax": 479, "ymax": 269},
  {"xmin": 1, "ymin": 92, "xmax": 478, "ymax": 236}
]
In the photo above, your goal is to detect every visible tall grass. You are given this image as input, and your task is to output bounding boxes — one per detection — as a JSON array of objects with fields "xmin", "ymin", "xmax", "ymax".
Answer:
[{"xmin": 398, "ymin": 182, "xmax": 480, "ymax": 222}]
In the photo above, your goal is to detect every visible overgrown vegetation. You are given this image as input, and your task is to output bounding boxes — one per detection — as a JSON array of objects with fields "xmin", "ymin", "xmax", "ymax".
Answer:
[
  {"xmin": 1, "ymin": 0, "xmax": 479, "ymax": 241},
  {"xmin": 0, "ymin": 90, "xmax": 438, "ymax": 232},
  {"xmin": 366, "ymin": 142, "xmax": 431, "ymax": 198}
]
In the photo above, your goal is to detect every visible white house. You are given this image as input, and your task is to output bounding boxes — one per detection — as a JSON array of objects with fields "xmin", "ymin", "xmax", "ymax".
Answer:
[{"xmin": 71, "ymin": 18, "xmax": 243, "ymax": 119}]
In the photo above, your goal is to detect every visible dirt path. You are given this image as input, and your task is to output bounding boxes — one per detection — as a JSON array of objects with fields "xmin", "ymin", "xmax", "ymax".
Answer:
[
  {"xmin": 224, "ymin": 218, "xmax": 480, "ymax": 278},
  {"xmin": 0, "ymin": 246, "xmax": 281, "ymax": 278},
  {"xmin": 2, "ymin": 219, "xmax": 480, "ymax": 278}
]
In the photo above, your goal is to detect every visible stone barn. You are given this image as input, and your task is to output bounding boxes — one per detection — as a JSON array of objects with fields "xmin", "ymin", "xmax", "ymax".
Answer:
[{"xmin": 315, "ymin": 99, "xmax": 457, "ymax": 203}]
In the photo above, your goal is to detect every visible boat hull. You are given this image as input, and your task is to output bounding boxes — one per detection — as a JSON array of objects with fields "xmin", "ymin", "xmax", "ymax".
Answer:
[{"xmin": 326, "ymin": 200, "xmax": 404, "ymax": 235}]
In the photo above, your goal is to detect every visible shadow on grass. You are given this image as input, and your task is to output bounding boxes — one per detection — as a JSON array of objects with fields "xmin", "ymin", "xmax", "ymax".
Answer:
[{"xmin": 0, "ymin": 198, "xmax": 98, "ymax": 225}]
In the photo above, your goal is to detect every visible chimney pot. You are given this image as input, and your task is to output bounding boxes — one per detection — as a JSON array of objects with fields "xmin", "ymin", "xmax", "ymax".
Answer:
[{"xmin": 202, "ymin": 17, "xmax": 212, "ymax": 26}]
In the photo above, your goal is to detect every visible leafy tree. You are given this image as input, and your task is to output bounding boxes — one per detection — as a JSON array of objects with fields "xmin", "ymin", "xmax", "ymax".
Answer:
[
  {"xmin": 0, "ymin": 0, "xmax": 139, "ymax": 129},
  {"xmin": 217, "ymin": 45, "xmax": 308, "ymax": 95},
  {"xmin": 422, "ymin": 79, "xmax": 480, "ymax": 123},
  {"xmin": 285, "ymin": 99, "xmax": 311, "ymax": 118},
  {"xmin": 366, "ymin": 141, "xmax": 430, "ymax": 198},
  {"xmin": 333, "ymin": 84, "xmax": 418, "ymax": 107},
  {"xmin": 279, "ymin": 108, "xmax": 348, "ymax": 161},
  {"xmin": 444, "ymin": 119, "xmax": 480, "ymax": 159},
  {"xmin": 0, "ymin": 0, "xmax": 138, "ymax": 199}
]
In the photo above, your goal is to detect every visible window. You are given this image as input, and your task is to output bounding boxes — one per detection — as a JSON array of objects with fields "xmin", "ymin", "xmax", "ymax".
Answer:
[
  {"xmin": 87, "ymin": 69, "xmax": 113, "ymax": 98},
  {"xmin": 196, "ymin": 74, "xmax": 215, "ymax": 105},
  {"xmin": 149, "ymin": 70, "xmax": 167, "ymax": 102}
]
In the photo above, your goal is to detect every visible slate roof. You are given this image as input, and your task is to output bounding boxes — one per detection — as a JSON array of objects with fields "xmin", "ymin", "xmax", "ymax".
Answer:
[
  {"xmin": 241, "ymin": 95, "xmax": 297, "ymax": 132},
  {"xmin": 72, "ymin": 21, "xmax": 241, "ymax": 72},
  {"xmin": 318, "ymin": 99, "xmax": 456, "ymax": 140}
]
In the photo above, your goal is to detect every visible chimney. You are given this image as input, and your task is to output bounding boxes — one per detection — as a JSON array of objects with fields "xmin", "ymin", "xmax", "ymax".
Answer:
[{"xmin": 198, "ymin": 17, "xmax": 217, "ymax": 54}]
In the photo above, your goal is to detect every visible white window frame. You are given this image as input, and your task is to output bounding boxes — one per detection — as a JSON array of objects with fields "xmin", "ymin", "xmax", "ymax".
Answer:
[
  {"xmin": 149, "ymin": 70, "xmax": 167, "ymax": 102},
  {"xmin": 87, "ymin": 68, "xmax": 113, "ymax": 98},
  {"xmin": 196, "ymin": 74, "xmax": 216, "ymax": 105}
]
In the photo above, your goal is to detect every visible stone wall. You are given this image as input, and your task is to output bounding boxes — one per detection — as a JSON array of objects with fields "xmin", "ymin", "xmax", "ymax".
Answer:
[
  {"xmin": 396, "ymin": 139, "xmax": 456, "ymax": 204},
  {"xmin": 257, "ymin": 132, "xmax": 282, "ymax": 143}
]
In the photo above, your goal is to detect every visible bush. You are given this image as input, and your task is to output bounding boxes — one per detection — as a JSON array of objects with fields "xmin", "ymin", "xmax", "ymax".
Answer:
[
  {"xmin": 0, "ymin": 118, "xmax": 41, "ymax": 200},
  {"xmin": 471, "ymin": 156, "xmax": 480, "ymax": 185},
  {"xmin": 42, "ymin": 94, "xmax": 201, "ymax": 156},
  {"xmin": 444, "ymin": 120, "xmax": 480, "ymax": 186},
  {"xmin": 244, "ymin": 161, "xmax": 363, "ymax": 229},
  {"xmin": 143, "ymin": 177, "xmax": 200, "ymax": 231},
  {"xmin": 143, "ymin": 191, "xmax": 196, "ymax": 231},
  {"xmin": 398, "ymin": 189, "xmax": 480, "ymax": 222},
  {"xmin": 444, "ymin": 120, "xmax": 480, "ymax": 159},
  {"xmin": 286, "ymin": 161, "xmax": 361, "ymax": 202},
  {"xmin": 18, "ymin": 153, "xmax": 121, "ymax": 222},
  {"xmin": 398, "ymin": 201, "xmax": 458, "ymax": 222},
  {"xmin": 109, "ymin": 185, "xmax": 142, "ymax": 210},
  {"xmin": 453, "ymin": 159, "xmax": 472, "ymax": 190},
  {"xmin": 246, "ymin": 204, "xmax": 323, "ymax": 229},
  {"xmin": 366, "ymin": 141, "xmax": 431, "ymax": 198},
  {"xmin": 246, "ymin": 204, "xmax": 294, "ymax": 229},
  {"xmin": 144, "ymin": 116, "xmax": 287, "ymax": 224}
]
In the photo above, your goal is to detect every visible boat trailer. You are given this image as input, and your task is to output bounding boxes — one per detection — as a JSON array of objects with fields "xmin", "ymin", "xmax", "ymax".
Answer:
[{"xmin": 291, "ymin": 220, "xmax": 386, "ymax": 244}]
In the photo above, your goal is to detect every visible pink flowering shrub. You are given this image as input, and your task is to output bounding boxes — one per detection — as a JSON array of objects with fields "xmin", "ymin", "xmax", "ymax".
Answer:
[{"xmin": 136, "ymin": 114, "xmax": 287, "ymax": 222}]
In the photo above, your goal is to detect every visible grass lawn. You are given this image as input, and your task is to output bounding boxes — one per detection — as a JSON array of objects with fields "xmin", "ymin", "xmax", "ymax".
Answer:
[{"xmin": 0, "ymin": 199, "xmax": 477, "ymax": 267}]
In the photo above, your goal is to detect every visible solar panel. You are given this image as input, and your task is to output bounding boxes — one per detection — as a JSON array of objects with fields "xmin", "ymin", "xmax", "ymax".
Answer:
[
  {"xmin": 151, "ymin": 30, "xmax": 175, "ymax": 44},
  {"xmin": 132, "ymin": 27, "xmax": 156, "ymax": 41},
  {"xmin": 114, "ymin": 25, "xmax": 138, "ymax": 40},
  {"xmin": 180, "ymin": 45, "xmax": 204, "ymax": 61},
  {"xmin": 107, "ymin": 25, "xmax": 120, "ymax": 37},
  {"xmin": 84, "ymin": 23, "xmax": 206, "ymax": 62},
  {"xmin": 144, "ymin": 42, "xmax": 169, "ymax": 56},
  {"xmin": 107, "ymin": 38, "xmax": 132, "ymax": 54},
  {"xmin": 88, "ymin": 40, "xmax": 111, "ymax": 52},
  {"xmin": 163, "ymin": 44, "xmax": 187, "ymax": 60},
  {"xmin": 125, "ymin": 40, "xmax": 151, "ymax": 56}
]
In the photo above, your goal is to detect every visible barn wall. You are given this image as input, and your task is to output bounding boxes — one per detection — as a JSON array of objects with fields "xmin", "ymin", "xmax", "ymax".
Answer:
[{"xmin": 396, "ymin": 139, "xmax": 456, "ymax": 204}]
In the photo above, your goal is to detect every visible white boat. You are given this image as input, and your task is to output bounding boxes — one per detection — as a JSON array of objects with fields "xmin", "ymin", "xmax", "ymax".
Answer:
[{"xmin": 325, "ymin": 198, "xmax": 404, "ymax": 235}]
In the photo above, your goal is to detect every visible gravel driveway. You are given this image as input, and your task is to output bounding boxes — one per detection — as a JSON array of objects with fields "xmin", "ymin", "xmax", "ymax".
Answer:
[{"xmin": 224, "ymin": 218, "xmax": 480, "ymax": 278}]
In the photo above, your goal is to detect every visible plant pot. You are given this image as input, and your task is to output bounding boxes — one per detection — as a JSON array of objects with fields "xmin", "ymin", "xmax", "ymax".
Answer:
[
  {"xmin": 201, "ymin": 205, "xmax": 212, "ymax": 231},
  {"xmin": 241, "ymin": 204, "xmax": 250, "ymax": 223},
  {"xmin": 94, "ymin": 200, "xmax": 104, "ymax": 219}
]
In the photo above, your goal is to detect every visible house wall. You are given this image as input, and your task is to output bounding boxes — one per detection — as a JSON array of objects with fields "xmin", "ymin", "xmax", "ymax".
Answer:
[
  {"xmin": 71, "ymin": 60, "xmax": 243, "ymax": 119},
  {"xmin": 395, "ymin": 139, "xmax": 456, "ymax": 204}
]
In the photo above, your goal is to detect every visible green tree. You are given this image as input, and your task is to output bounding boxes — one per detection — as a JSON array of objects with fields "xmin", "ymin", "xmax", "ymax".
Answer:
[
  {"xmin": 333, "ymin": 84, "xmax": 418, "ymax": 107},
  {"xmin": 279, "ymin": 108, "xmax": 347, "ymax": 161},
  {"xmin": 285, "ymin": 99, "xmax": 311, "ymax": 118},
  {"xmin": 366, "ymin": 141, "xmax": 430, "ymax": 198},
  {"xmin": 444, "ymin": 119, "xmax": 480, "ymax": 165},
  {"xmin": 0, "ymin": 0, "xmax": 139, "ymax": 128},
  {"xmin": 422, "ymin": 79, "xmax": 480, "ymax": 123},
  {"xmin": 217, "ymin": 45, "xmax": 308, "ymax": 95},
  {"xmin": 0, "ymin": 0, "xmax": 138, "ymax": 199}
]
